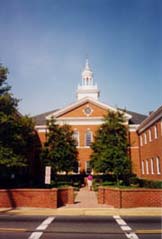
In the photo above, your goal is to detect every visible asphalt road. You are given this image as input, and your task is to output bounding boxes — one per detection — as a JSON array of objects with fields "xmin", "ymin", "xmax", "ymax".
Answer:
[{"xmin": 0, "ymin": 215, "xmax": 161, "ymax": 239}]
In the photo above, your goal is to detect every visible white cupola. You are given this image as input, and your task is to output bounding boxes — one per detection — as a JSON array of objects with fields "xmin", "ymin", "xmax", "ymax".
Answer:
[{"xmin": 77, "ymin": 59, "xmax": 100, "ymax": 100}]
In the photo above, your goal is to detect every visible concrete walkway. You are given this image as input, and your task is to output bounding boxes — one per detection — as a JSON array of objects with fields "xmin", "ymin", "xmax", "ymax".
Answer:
[{"xmin": 64, "ymin": 187, "xmax": 111, "ymax": 208}]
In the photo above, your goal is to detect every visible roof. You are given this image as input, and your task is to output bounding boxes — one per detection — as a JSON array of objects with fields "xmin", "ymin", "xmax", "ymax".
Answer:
[
  {"xmin": 122, "ymin": 109, "xmax": 147, "ymax": 125},
  {"xmin": 32, "ymin": 109, "xmax": 59, "ymax": 125},
  {"xmin": 32, "ymin": 103, "xmax": 147, "ymax": 126},
  {"xmin": 46, "ymin": 97, "xmax": 131, "ymax": 120},
  {"xmin": 137, "ymin": 105, "xmax": 162, "ymax": 133}
]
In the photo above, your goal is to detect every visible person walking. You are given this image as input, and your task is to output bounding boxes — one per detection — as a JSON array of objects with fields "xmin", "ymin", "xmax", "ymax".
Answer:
[{"xmin": 87, "ymin": 174, "xmax": 93, "ymax": 191}]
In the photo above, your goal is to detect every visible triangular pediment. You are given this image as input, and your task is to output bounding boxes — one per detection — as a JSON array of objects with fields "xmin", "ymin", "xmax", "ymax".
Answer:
[{"xmin": 46, "ymin": 97, "xmax": 132, "ymax": 121}]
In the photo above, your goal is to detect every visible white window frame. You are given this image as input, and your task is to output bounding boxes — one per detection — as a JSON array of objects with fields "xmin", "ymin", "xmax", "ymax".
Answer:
[
  {"xmin": 141, "ymin": 160, "xmax": 145, "ymax": 174},
  {"xmin": 150, "ymin": 158, "xmax": 154, "ymax": 174},
  {"xmin": 156, "ymin": 157, "xmax": 161, "ymax": 175},
  {"xmin": 85, "ymin": 161, "xmax": 91, "ymax": 174},
  {"xmin": 148, "ymin": 129, "xmax": 152, "ymax": 142},
  {"xmin": 73, "ymin": 130, "xmax": 80, "ymax": 147},
  {"xmin": 146, "ymin": 159, "xmax": 149, "ymax": 175},
  {"xmin": 85, "ymin": 130, "xmax": 93, "ymax": 147},
  {"xmin": 144, "ymin": 133, "xmax": 147, "ymax": 144},
  {"xmin": 154, "ymin": 125, "xmax": 158, "ymax": 139},
  {"xmin": 140, "ymin": 135, "xmax": 143, "ymax": 146}
]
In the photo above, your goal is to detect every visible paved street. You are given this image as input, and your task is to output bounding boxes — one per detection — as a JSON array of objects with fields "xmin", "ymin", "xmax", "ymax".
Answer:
[{"xmin": 0, "ymin": 215, "xmax": 161, "ymax": 239}]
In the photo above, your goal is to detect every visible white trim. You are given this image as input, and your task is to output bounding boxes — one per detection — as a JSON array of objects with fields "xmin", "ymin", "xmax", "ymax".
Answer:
[
  {"xmin": 35, "ymin": 125, "xmax": 47, "ymax": 129},
  {"xmin": 138, "ymin": 111, "xmax": 162, "ymax": 133},
  {"xmin": 150, "ymin": 158, "xmax": 154, "ymax": 174},
  {"xmin": 144, "ymin": 133, "xmax": 147, "ymax": 144},
  {"xmin": 73, "ymin": 130, "xmax": 80, "ymax": 147},
  {"xmin": 148, "ymin": 129, "xmax": 152, "ymax": 142},
  {"xmin": 140, "ymin": 135, "xmax": 143, "ymax": 146},
  {"xmin": 46, "ymin": 97, "xmax": 132, "ymax": 120},
  {"xmin": 85, "ymin": 130, "xmax": 93, "ymax": 146},
  {"xmin": 129, "ymin": 124, "xmax": 139, "ymax": 131},
  {"xmin": 146, "ymin": 159, "xmax": 149, "ymax": 175},
  {"xmin": 129, "ymin": 146, "xmax": 139, "ymax": 149},
  {"xmin": 156, "ymin": 157, "xmax": 161, "ymax": 175},
  {"xmin": 37, "ymin": 129, "xmax": 47, "ymax": 133},
  {"xmin": 141, "ymin": 160, "xmax": 145, "ymax": 174},
  {"xmin": 154, "ymin": 125, "xmax": 158, "ymax": 139},
  {"xmin": 55, "ymin": 118, "xmax": 104, "ymax": 126}
]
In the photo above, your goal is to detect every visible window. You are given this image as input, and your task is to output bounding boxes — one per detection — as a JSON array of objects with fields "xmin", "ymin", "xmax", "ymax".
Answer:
[
  {"xmin": 141, "ymin": 160, "xmax": 145, "ymax": 174},
  {"xmin": 144, "ymin": 133, "xmax": 147, "ymax": 144},
  {"xmin": 85, "ymin": 161, "xmax": 91, "ymax": 174},
  {"xmin": 78, "ymin": 161, "xmax": 81, "ymax": 174},
  {"xmin": 146, "ymin": 160, "xmax": 149, "ymax": 175},
  {"xmin": 73, "ymin": 130, "xmax": 79, "ymax": 146},
  {"xmin": 148, "ymin": 129, "xmax": 152, "ymax": 142},
  {"xmin": 150, "ymin": 158, "xmax": 154, "ymax": 174},
  {"xmin": 154, "ymin": 125, "xmax": 158, "ymax": 139},
  {"xmin": 140, "ymin": 135, "xmax": 143, "ymax": 146},
  {"xmin": 85, "ymin": 130, "xmax": 92, "ymax": 146},
  {"xmin": 156, "ymin": 157, "xmax": 161, "ymax": 175}
]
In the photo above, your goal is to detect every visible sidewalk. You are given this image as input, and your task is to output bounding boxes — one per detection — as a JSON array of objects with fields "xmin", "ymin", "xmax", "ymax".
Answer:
[
  {"xmin": 0, "ymin": 187, "xmax": 161, "ymax": 216},
  {"xmin": 64, "ymin": 187, "xmax": 111, "ymax": 208}
]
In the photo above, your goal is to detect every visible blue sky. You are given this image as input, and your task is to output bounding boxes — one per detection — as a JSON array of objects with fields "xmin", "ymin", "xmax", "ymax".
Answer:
[{"xmin": 0, "ymin": 0, "xmax": 161, "ymax": 116}]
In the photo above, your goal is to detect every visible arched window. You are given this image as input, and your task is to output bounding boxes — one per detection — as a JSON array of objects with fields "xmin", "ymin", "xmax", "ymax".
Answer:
[
  {"xmin": 85, "ymin": 130, "xmax": 92, "ymax": 146},
  {"xmin": 73, "ymin": 130, "xmax": 79, "ymax": 146}
]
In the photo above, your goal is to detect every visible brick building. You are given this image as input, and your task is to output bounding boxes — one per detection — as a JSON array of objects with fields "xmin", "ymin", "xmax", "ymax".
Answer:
[
  {"xmin": 137, "ymin": 106, "xmax": 162, "ymax": 181},
  {"xmin": 33, "ymin": 60, "xmax": 147, "ymax": 176}
]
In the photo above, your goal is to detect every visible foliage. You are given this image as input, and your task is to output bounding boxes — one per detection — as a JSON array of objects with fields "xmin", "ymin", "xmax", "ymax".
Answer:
[
  {"xmin": 41, "ymin": 117, "xmax": 78, "ymax": 174},
  {"xmin": 0, "ymin": 64, "xmax": 40, "ymax": 177},
  {"xmin": 90, "ymin": 110, "xmax": 132, "ymax": 185},
  {"xmin": 138, "ymin": 179, "xmax": 162, "ymax": 189}
]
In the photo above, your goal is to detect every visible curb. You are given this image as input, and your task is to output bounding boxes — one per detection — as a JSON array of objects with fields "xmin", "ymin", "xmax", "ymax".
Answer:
[{"xmin": 0, "ymin": 207, "xmax": 161, "ymax": 216}]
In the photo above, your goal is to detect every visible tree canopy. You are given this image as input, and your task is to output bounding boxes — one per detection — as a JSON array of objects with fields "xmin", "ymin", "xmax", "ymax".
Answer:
[
  {"xmin": 41, "ymin": 118, "xmax": 78, "ymax": 175},
  {"xmin": 0, "ymin": 64, "xmax": 38, "ymax": 170},
  {"xmin": 90, "ymin": 110, "xmax": 132, "ymax": 184}
]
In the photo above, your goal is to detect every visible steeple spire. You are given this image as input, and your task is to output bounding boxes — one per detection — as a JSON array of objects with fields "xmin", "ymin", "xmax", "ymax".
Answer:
[
  {"xmin": 76, "ymin": 59, "xmax": 100, "ymax": 100},
  {"xmin": 82, "ymin": 58, "xmax": 93, "ymax": 86}
]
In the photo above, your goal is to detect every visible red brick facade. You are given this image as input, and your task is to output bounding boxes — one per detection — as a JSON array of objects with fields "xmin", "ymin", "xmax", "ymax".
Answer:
[
  {"xmin": 98, "ymin": 187, "xmax": 162, "ymax": 208},
  {"xmin": 33, "ymin": 61, "xmax": 161, "ymax": 181},
  {"xmin": 137, "ymin": 106, "xmax": 162, "ymax": 181},
  {"xmin": 0, "ymin": 187, "xmax": 74, "ymax": 209}
]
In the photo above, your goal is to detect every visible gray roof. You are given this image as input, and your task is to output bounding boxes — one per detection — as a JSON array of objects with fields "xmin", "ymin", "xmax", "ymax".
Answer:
[
  {"xmin": 32, "ymin": 109, "xmax": 59, "ymax": 125},
  {"xmin": 137, "ymin": 105, "xmax": 162, "ymax": 132},
  {"xmin": 123, "ymin": 109, "xmax": 147, "ymax": 124},
  {"xmin": 32, "ymin": 108, "xmax": 147, "ymax": 126}
]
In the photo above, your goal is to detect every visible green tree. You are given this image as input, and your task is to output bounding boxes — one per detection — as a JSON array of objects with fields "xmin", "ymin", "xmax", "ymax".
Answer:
[
  {"xmin": 90, "ymin": 110, "xmax": 132, "ymax": 185},
  {"xmin": 41, "ymin": 118, "xmax": 78, "ymax": 175},
  {"xmin": 0, "ymin": 64, "xmax": 40, "ymax": 185}
]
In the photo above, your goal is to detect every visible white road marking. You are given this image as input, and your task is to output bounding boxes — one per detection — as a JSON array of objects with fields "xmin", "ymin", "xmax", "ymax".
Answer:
[
  {"xmin": 121, "ymin": 225, "xmax": 132, "ymax": 231},
  {"xmin": 113, "ymin": 215, "xmax": 139, "ymax": 239},
  {"xmin": 116, "ymin": 218, "xmax": 127, "ymax": 225},
  {"xmin": 28, "ymin": 216, "xmax": 55, "ymax": 239},
  {"xmin": 28, "ymin": 232, "xmax": 43, "ymax": 239},
  {"xmin": 36, "ymin": 217, "xmax": 55, "ymax": 230},
  {"xmin": 125, "ymin": 232, "xmax": 139, "ymax": 239}
]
